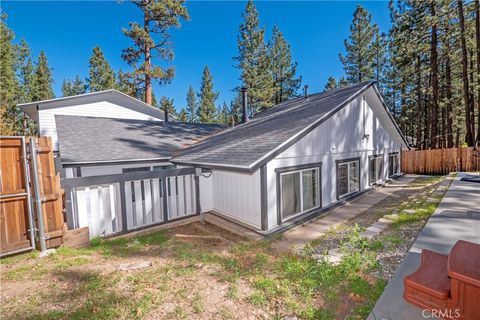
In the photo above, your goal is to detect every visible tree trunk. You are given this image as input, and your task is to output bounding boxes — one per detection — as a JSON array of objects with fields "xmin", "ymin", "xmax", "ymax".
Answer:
[
  {"xmin": 446, "ymin": 56, "xmax": 454, "ymax": 148},
  {"xmin": 144, "ymin": 6, "xmax": 152, "ymax": 105},
  {"xmin": 476, "ymin": 0, "xmax": 480, "ymax": 145},
  {"xmin": 416, "ymin": 56, "xmax": 423, "ymax": 148},
  {"xmin": 457, "ymin": 0, "xmax": 474, "ymax": 146},
  {"xmin": 430, "ymin": 1, "xmax": 439, "ymax": 149},
  {"xmin": 469, "ymin": 50, "xmax": 476, "ymax": 143}
]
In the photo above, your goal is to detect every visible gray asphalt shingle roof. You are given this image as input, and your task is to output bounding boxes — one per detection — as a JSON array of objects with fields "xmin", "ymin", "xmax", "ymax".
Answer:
[
  {"xmin": 55, "ymin": 115, "xmax": 225, "ymax": 164},
  {"xmin": 171, "ymin": 82, "xmax": 375, "ymax": 171}
]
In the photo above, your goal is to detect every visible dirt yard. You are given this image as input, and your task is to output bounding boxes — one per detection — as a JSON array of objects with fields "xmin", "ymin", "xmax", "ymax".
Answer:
[{"xmin": 0, "ymin": 176, "xmax": 449, "ymax": 320}]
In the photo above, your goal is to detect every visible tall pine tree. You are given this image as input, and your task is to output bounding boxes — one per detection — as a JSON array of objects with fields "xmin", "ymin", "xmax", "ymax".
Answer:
[
  {"xmin": 0, "ymin": 12, "xmax": 19, "ymax": 135},
  {"xmin": 269, "ymin": 26, "xmax": 301, "ymax": 104},
  {"xmin": 186, "ymin": 85, "xmax": 197, "ymax": 123},
  {"xmin": 339, "ymin": 5, "xmax": 377, "ymax": 83},
  {"xmin": 197, "ymin": 65, "xmax": 218, "ymax": 123},
  {"xmin": 324, "ymin": 76, "xmax": 337, "ymax": 91},
  {"xmin": 122, "ymin": 0, "xmax": 189, "ymax": 105},
  {"xmin": 87, "ymin": 46, "xmax": 115, "ymax": 92},
  {"xmin": 158, "ymin": 95, "xmax": 176, "ymax": 120},
  {"xmin": 235, "ymin": 0, "xmax": 274, "ymax": 113},
  {"xmin": 32, "ymin": 50, "xmax": 54, "ymax": 101},
  {"xmin": 62, "ymin": 75, "xmax": 86, "ymax": 96}
]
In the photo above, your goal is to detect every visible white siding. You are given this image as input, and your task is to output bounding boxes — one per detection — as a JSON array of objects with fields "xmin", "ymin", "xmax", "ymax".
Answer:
[
  {"xmin": 210, "ymin": 170, "xmax": 261, "ymax": 228},
  {"xmin": 39, "ymin": 101, "xmax": 162, "ymax": 150},
  {"xmin": 265, "ymin": 88, "xmax": 404, "ymax": 229}
]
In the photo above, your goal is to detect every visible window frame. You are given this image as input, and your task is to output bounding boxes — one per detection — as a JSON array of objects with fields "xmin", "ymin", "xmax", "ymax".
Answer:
[
  {"xmin": 336, "ymin": 157, "xmax": 361, "ymax": 200},
  {"xmin": 388, "ymin": 152, "xmax": 400, "ymax": 178},
  {"xmin": 368, "ymin": 154, "xmax": 384, "ymax": 186},
  {"xmin": 275, "ymin": 163, "xmax": 322, "ymax": 225}
]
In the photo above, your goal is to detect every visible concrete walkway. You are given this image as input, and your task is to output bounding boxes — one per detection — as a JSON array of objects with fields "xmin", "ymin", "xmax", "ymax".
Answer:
[
  {"xmin": 272, "ymin": 175, "xmax": 416, "ymax": 253},
  {"xmin": 369, "ymin": 173, "xmax": 480, "ymax": 320}
]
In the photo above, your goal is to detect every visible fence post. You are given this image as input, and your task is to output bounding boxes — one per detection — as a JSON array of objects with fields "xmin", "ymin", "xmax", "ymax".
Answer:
[
  {"xmin": 30, "ymin": 138, "xmax": 47, "ymax": 252},
  {"xmin": 162, "ymin": 178, "xmax": 169, "ymax": 222},
  {"xmin": 119, "ymin": 181, "xmax": 128, "ymax": 233}
]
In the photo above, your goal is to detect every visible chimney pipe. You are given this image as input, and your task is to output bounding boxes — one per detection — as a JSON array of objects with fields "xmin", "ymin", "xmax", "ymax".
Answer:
[
  {"xmin": 304, "ymin": 85, "xmax": 309, "ymax": 99},
  {"xmin": 241, "ymin": 87, "xmax": 249, "ymax": 124},
  {"xmin": 165, "ymin": 109, "xmax": 169, "ymax": 123}
]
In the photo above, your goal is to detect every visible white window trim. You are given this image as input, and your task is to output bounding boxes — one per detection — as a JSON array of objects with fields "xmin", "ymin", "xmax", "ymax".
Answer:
[{"xmin": 279, "ymin": 167, "xmax": 320, "ymax": 222}]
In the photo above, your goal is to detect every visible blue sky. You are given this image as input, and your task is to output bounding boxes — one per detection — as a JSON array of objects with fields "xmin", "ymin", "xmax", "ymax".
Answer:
[{"xmin": 3, "ymin": 1, "xmax": 391, "ymax": 111}]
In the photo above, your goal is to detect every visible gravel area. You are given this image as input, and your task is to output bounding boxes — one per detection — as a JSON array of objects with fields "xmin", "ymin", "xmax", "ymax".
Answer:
[{"xmin": 312, "ymin": 175, "xmax": 452, "ymax": 281}]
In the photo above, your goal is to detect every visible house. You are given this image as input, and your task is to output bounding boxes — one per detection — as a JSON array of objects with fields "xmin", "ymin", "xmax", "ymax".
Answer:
[
  {"xmin": 18, "ymin": 89, "xmax": 218, "ymax": 177},
  {"xmin": 19, "ymin": 89, "xmax": 168, "ymax": 152},
  {"xmin": 171, "ymin": 81, "xmax": 408, "ymax": 232},
  {"xmin": 19, "ymin": 82, "xmax": 409, "ymax": 237}
]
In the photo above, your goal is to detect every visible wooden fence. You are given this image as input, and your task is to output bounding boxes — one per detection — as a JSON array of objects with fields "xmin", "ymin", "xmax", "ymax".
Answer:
[
  {"xmin": 401, "ymin": 147, "xmax": 480, "ymax": 175},
  {"xmin": 0, "ymin": 136, "xmax": 64, "ymax": 256}
]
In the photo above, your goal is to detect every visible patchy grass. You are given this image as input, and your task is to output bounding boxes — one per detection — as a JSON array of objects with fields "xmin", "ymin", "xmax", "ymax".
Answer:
[{"xmin": 1, "ymin": 176, "xmax": 452, "ymax": 319}]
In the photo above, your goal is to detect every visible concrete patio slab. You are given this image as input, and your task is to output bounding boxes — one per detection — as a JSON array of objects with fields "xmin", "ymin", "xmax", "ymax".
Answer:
[
  {"xmin": 272, "ymin": 175, "xmax": 416, "ymax": 252},
  {"xmin": 369, "ymin": 173, "xmax": 480, "ymax": 320}
]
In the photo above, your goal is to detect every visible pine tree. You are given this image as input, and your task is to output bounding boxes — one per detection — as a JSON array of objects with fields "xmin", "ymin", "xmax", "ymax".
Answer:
[
  {"xmin": 16, "ymin": 39, "xmax": 35, "ymax": 103},
  {"xmin": 269, "ymin": 26, "xmax": 301, "ymax": 104},
  {"xmin": 216, "ymin": 101, "xmax": 229, "ymax": 124},
  {"xmin": 158, "ymin": 96, "xmax": 176, "ymax": 121},
  {"xmin": 116, "ymin": 69, "xmax": 140, "ymax": 97},
  {"xmin": 32, "ymin": 50, "xmax": 54, "ymax": 101},
  {"xmin": 324, "ymin": 76, "xmax": 337, "ymax": 91},
  {"xmin": 15, "ymin": 39, "xmax": 36, "ymax": 134},
  {"xmin": 338, "ymin": 77, "xmax": 349, "ymax": 88},
  {"xmin": 229, "ymin": 91, "xmax": 243, "ymax": 125},
  {"xmin": 235, "ymin": 0, "xmax": 274, "ymax": 113},
  {"xmin": 0, "ymin": 12, "xmax": 19, "ymax": 135},
  {"xmin": 186, "ymin": 85, "xmax": 197, "ymax": 123},
  {"xmin": 339, "ymin": 5, "xmax": 377, "ymax": 83},
  {"xmin": 122, "ymin": 0, "xmax": 189, "ymax": 105},
  {"xmin": 62, "ymin": 75, "xmax": 86, "ymax": 96},
  {"xmin": 87, "ymin": 46, "xmax": 115, "ymax": 92},
  {"xmin": 197, "ymin": 65, "xmax": 218, "ymax": 123},
  {"xmin": 178, "ymin": 108, "xmax": 188, "ymax": 122},
  {"xmin": 372, "ymin": 28, "xmax": 388, "ymax": 94}
]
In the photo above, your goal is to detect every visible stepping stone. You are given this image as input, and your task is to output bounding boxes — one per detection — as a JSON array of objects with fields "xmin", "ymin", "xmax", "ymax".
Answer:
[
  {"xmin": 118, "ymin": 261, "xmax": 152, "ymax": 271},
  {"xmin": 371, "ymin": 221, "xmax": 390, "ymax": 231},
  {"xmin": 402, "ymin": 209, "xmax": 416, "ymax": 215},
  {"xmin": 384, "ymin": 213, "xmax": 399, "ymax": 221},
  {"xmin": 378, "ymin": 218, "xmax": 393, "ymax": 224},
  {"xmin": 426, "ymin": 197, "xmax": 437, "ymax": 203},
  {"xmin": 312, "ymin": 248, "xmax": 344, "ymax": 265},
  {"xmin": 360, "ymin": 229, "xmax": 378, "ymax": 240}
]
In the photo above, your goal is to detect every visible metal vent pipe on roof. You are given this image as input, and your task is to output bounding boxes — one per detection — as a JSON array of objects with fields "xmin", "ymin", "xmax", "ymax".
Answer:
[
  {"xmin": 241, "ymin": 87, "xmax": 249, "ymax": 124},
  {"xmin": 304, "ymin": 85, "xmax": 309, "ymax": 99}
]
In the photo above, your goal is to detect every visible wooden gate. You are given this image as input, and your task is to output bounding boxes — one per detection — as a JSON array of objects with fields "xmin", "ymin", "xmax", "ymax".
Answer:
[
  {"xmin": 0, "ymin": 136, "xmax": 64, "ymax": 256},
  {"xmin": 0, "ymin": 137, "xmax": 35, "ymax": 255}
]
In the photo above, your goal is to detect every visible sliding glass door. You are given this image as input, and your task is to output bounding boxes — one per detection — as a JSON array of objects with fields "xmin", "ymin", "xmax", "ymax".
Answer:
[
  {"xmin": 369, "ymin": 155, "xmax": 384, "ymax": 185},
  {"xmin": 280, "ymin": 167, "xmax": 320, "ymax": 221}
]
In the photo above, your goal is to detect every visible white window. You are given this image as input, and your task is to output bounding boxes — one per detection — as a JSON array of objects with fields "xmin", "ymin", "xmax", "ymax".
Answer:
[
  {"xmin": 280, "ymin": 167, "xmax": 320, "ymax": 221},
  {"xmin": 337, "ymin": 159, "xmax": 360, "ymax": 198},
  {"xmin": 369, "ymin": 155, "xmax": 384, "ymax": 185},
  {"xmin": 388, "ymin": 153, "xmax": 399, "ymax": 177}
]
